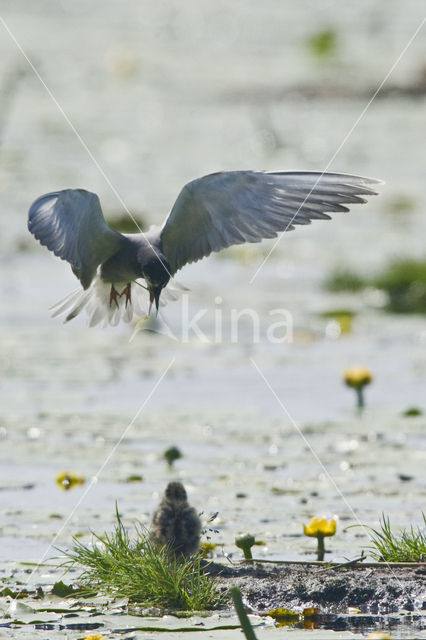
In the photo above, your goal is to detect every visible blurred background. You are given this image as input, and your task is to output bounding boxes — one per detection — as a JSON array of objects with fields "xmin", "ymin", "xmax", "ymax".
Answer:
[{"xmin": 0, "ymin": 1, "xmax": 425, "ymax": 568}]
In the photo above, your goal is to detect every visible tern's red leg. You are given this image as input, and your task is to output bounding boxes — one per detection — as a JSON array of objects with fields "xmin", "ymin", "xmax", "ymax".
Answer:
[
  {"xmin": 122, "ymin": 283, "xmax": 131, "ymax": 307},
  {"xmin": 109, "ymin": 285, "xmax": 120, "ymax": 309}
]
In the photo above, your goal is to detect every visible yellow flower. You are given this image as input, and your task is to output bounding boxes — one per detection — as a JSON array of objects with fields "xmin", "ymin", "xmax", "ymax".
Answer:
[
  {"xmin": 366, "ymin": 632, "xmax": 391, "ymax": 640},
  {"xmin": 200, "ymin": 542, "xmax": 217, "ymax": 558},
  {"xmin": 303, "ymin": 516, "xmax": 337, "ymax": 538},
  {"xmin": 84, "ymin": 635, "xmax": 106, "ymax": 640},
  {"xmin": 343, "ymin": 366, "xmax": 372, "ymax": 389},
  {"xmin": 56, "ymin": 470, "xmax": 85, "ymax": 491}
]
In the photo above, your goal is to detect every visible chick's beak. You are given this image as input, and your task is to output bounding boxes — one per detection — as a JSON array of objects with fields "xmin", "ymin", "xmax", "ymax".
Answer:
[{"xmin": 148, "ymin": 285, "xmax": 162, "ymax": 315}]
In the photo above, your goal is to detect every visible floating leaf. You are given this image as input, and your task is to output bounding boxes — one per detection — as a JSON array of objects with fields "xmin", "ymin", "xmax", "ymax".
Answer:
[
  {"xmin": 0, "ymin": 587, "xmax": 19, "ymax": 598},
  {"xmin": 51, "ymin": 581, "xmax": 77, "ymax": 597},
  {"xmin": 268, "ymin": 607, "xmax": 300, "ymax": 621},
  {"xmin": 403, "ymin": 407, "xmax": 422, "ymax": 417},
  {"xmin": 126, "ymin": 474, "xmax": 143, "ymax": 483},
  {"xmin": 10, "ymin": 601, "xmax": 35, "ymax": 615}
]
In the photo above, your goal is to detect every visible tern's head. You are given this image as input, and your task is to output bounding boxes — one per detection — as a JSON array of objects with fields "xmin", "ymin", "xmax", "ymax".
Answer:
[
  {"xmin": 142, "ymin": 254, "xmax": 171, "ymax": 314},
  {"xmin": 164, "ymin": 481, "xmax": 188, "ymax": 504}
]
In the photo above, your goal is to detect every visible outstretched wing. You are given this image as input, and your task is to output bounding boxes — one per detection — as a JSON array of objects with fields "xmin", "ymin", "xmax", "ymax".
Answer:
[
  {"xmin": 160, "ymin": 171, "xmax": 381, "ymax": 275},
  {"xmin": 28, "ymin": 189, "xmax": 125, "ymax": 288}
]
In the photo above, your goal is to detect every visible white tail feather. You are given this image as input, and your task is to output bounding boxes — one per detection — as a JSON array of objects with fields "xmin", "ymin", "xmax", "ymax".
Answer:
[{"xmin": 49, "ymin": 274, "xmax": 188, "ymax": 327}]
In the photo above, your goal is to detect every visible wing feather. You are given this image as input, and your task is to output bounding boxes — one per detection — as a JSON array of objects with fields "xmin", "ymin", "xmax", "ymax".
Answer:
[
  {"xmin": 28, "ymin": 189, "xmax": 124, "ymax": 288},
  {"xmin": 160, "ymin": 170, "xmax": 381, "ymax": 274}
]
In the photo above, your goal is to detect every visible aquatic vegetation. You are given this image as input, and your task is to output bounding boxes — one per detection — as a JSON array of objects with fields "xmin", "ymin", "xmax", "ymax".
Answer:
[
  {"xmin": 235, "ymin": 533, "xmax": 256, "ymax": 560},
  {"xmin": 343, "ymin": 366, "xmax": 372, "ymax": 409},
  {"xmin": 51, "ymin": 580, "xmax": 79, "ymax": 597},
  {"xmin": 268, "ymin": 607, "xmax": 299, "ymax": 622},
  {"xmin": 303, "ymin": 517, "xmax": 337, "ymax": 561},
  {"xmin": 320, "ymin": 308, "xmax": 355, "ymax": 334},
  {"xmin": 125, "ymin": 474, "xmax": 143, "ymax": 482},
  {"xmin": 163, "ymin": 445, "xmax": 183, "ymax": 467},
  {"xmin": 326, "ymin": 258, "xmax": 426, "ymax": 314},
  {"xmin": 402, "ymin": 406, "xmax": 423, "ymax": 417},
  {"xmin": 374, "ymin": 258, "xmax": 426, "ymax": 314},
  {"xmin": 231, "ymin": 587, "xmax": 258, "ymax": 640},
  {"xmin": 368, "ymin": 513, "xmax": 426, "ymax": 562},
  {"xmin": 56, "ymin": 470, "xmax": 85, "ymax": 490},
  {"xmin": 65, "ymin": 508, "xmax": 222, "ymax": 610},
  {"xmin": 327, "ymin": 258, "xmax": 426, "ymax": 313},
  {"xmin": 107, "ymin": 211, "xmax": 147, "ymax": 234},
  {"xmin": 387, "ymin": 193, "xmax": 416, "ymax": 214},
  {"xmin": 325, "ymin": 267, "xmax": 366, "ymax": 292},
  {"xmin": 306, "ymin": 28, "xmax": 338, "ymax": 59},
  {"xmin": 268, "ymin": 607, "xmax": 319, "ymax": 628},
  {"xmin": 200, "ymin": 541, "xmax": 217, "ymax": 558}
]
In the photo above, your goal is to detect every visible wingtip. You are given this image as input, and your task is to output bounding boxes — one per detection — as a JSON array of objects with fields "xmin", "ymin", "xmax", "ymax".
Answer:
[
  {"xmin": 359, "ymin": 176, "xmax": 385, "ymax": 189},
  {"xmin": 361, "ymin": 176, "xmax": 385, "ymax": 197}
]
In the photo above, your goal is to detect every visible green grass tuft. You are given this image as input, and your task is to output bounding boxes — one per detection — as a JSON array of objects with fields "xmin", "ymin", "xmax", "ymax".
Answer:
[
  {"xmin": 64, "ymin": 507, "xmax": 224, "ymax": 610},
  {"xmin": 368, "ymin": 513, "xmax": 426, "ymax": 562}
]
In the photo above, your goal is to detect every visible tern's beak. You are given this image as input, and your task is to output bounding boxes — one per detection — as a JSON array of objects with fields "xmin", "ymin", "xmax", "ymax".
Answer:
[{"xmin": 148, "ymin": 285, "xmax": 162, "ymax": 315}]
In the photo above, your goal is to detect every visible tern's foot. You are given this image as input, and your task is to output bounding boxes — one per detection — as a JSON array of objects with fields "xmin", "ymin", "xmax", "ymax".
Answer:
[
  {"xmin": 109, "ymin": 285, "xmax": 120, "ymax": 309},
  {"xmin": 122, "ymin": 283, "xmax": 131, "ymax": 307},
  {"xmin": 109, "ymin": 283, "xmax": 132, "ymax": 308}
]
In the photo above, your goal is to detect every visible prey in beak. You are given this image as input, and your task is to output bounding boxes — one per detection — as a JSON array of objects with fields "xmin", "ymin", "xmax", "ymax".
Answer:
[{"xmin": 148, "ymin": 284, "xmax": 163, "ymax": 315}]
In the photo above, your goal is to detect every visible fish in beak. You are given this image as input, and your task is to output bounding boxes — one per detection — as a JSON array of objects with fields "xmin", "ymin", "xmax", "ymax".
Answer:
[{"xmin": 148, "ymin": 284, "xmax": 162, "ymax": 315}]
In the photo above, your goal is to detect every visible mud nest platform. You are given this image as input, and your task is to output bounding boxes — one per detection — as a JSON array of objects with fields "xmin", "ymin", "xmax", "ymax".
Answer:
[{"xmin": 210, "ymin": 561, "xmax": 426, "ymax": 614}]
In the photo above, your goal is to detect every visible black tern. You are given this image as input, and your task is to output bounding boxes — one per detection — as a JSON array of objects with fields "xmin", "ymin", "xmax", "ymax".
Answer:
[
  {"xmin": 150, "ymin": 481, "xmax": 201, "ymax": 557},
  {"xmin": 28, "ymin": 170, "xmax": 380, "ymax": 326}
]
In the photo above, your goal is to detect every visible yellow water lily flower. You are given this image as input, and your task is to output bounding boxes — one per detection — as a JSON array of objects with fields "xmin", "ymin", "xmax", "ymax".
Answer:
[
  {"xmin": 343, "ymin": 366, "xmax": 372, "ymax": 389},
  {"xmin": 200, "ymin": 541, "xmax": 217, "ymax": 558},
  {"xmin": 84, "ymin": 634, "xmax": 106, "ymax": 640},
  {"xmin": 303, "ymin": 517, "xmax": 337, "ymax": 561},
  {"xmin": 343, "ymin": 366, "xmax": 372, "ymax": 409},
  {"xmin": 303, "ymin": 516, "xmax": 337, "ymax": 538},
  {"xmin": 56, "ymin": 470, "xmax": 85, "ymax": 490}
]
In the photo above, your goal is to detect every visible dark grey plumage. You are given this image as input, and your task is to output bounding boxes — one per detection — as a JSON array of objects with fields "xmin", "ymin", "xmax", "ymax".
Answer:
[{"xmin": 150, "ymin": 482, "xmax": 201, "ymax": 558}]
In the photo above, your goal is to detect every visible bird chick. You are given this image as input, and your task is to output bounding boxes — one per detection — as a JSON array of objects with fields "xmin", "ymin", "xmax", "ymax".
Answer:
[{"xmin": 151, "ymin": 482, "xmax": 201, "ymax": 558}]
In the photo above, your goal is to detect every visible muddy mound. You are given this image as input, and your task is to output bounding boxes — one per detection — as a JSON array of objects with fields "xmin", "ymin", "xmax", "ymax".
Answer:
[{"xmin": 212, "ymin": 562, "xmax": 426, "ymax": 614}]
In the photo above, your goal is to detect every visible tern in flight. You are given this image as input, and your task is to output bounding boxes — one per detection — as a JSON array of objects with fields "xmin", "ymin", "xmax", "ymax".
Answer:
[{"xmin": 28, "ymin": 170, "xmax": 380, "ymax": 327}]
